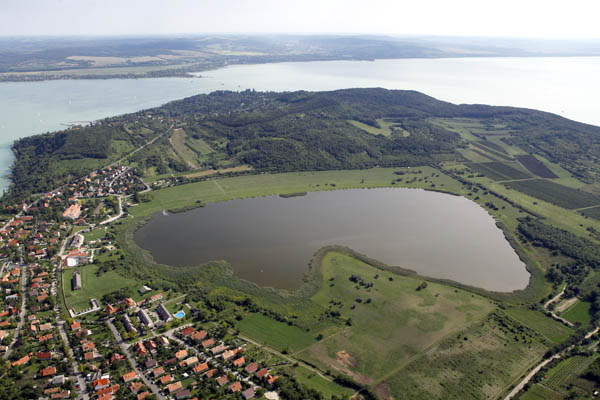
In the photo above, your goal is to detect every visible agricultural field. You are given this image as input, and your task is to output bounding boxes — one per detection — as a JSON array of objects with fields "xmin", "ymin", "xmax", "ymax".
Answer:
[
  {"xmin": 62, "ymin": 265, "xmax": 140, "ymax": 312},
  {"xmin": 507, "ymin": 179, "xmax": 600, "ymax": 209},
  {"xmin": 502, "ymin": 307, "xmax": 573, "ymax": 343},
  {"xmin": 296, "ymin": 251, "xmax": 496, "ymax": 392},
  {"xmin": 561, "ymin": 300, "xmax": 592, "ymax": 326},
  {"xmin": 540, "ymin": 355, "xmax": 597, "ymax": 395},
  {"xmin": 519, "ymin": 384, "xmax": 563, "ymax": 400},
  {"xmin": 467, "ymin": 161, "xmax": 531, "ymax": 181},
  {"xmin": 515, "ymin": 155, "xmax": 559, "ymax": 178}
]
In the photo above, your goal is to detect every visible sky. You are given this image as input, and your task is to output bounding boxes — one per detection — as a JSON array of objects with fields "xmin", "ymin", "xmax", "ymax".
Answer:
[{"xmin": 2, "ymin": 0, "xmax": 600, "ymax": 38}]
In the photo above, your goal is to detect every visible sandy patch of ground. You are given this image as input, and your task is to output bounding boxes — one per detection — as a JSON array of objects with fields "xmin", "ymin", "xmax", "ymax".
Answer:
[
  {"xmin": 556, "ymin": 297, "xmax": 578, "ymax": 313},
  {"xmin": 336, "ymin": 350, "xmax": 357, "ymax": 369}
]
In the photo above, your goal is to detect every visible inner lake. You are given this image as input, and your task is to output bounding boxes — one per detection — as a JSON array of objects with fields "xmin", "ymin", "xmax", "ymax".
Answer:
[{"xmin": 134, "ymin": 188, "xmax": 529, "ymax": 291}]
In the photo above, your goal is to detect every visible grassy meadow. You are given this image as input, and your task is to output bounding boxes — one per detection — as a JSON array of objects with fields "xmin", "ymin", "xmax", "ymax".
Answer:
[
  {"xmin": 130, "ymin": 167, "xmax": 464, "ymax": 217},
  {"xmin": 296, "ymin": 252, "xmax": 495, "ymax": 388},
  {"xmin": 236, "ymin": 313, "xmax": 316, "ymax": 352},
  {"xmin": 63, "ymin": 264, "xmax": 140, "ymax": 312}
]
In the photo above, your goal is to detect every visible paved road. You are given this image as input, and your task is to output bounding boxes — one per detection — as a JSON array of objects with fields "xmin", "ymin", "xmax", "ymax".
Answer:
[
  {"xmin": 57, "ymin": 321, "xmax": 89, "ymax": 400},
  {"xmin": 106, "ymin": 318, "xmax": 165, "ymax": 400},
  {"xmin": 3, "ymin": 265, "xmax": 27, "ymax": 360},
  {"xmin": 99, "ymin": 195, "xmax": 123, "ymax": 225}
]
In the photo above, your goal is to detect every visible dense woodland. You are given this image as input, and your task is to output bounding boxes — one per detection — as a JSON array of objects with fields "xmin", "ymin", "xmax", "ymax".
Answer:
[{"xmin": 8, "ymin": 88, "xmax": 600, "ymax": 199}]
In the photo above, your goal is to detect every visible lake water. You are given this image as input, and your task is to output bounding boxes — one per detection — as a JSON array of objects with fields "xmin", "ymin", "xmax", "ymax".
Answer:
[
  {"xmin": 134, "ymin": 188, "xmax": 529, "ymax": 292},
  {"xmin": 2, "ymin": 56, "xmax": 600, "ymax": 192}
]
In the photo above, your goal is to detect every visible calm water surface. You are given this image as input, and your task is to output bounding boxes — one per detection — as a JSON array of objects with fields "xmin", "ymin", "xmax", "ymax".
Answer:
[
  {"xmin": 2, "ymin": 57, "xmax": 600, "ymax": 191},
  {"xmin": 134, "ymin": 188, "xmax": 529, "ymax": 292}
]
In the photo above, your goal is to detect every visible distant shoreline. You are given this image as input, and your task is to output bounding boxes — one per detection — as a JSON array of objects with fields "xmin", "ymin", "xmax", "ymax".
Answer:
[{"xmin": 4, "ymin": 53, "xmax": 600, "ymax": 83}]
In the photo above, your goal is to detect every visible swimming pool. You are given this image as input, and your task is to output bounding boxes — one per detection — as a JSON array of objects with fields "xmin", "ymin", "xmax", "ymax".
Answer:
[{"xmin": 174, "ymin": 310, "xmax": 185, "ymax": 319}]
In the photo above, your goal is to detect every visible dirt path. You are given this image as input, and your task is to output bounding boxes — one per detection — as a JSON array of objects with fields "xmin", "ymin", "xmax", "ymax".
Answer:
[
  {"xmin": 504, "ymin": 327, "xmax": 599, "ymax": 400},
  {"xmin": 544, "ymin": 286, "xmax": 566, "ymax": 309},
  {"xmin": 237, "ymin": 333, "xmax": 333, "ymax": 382},
  {"xmin": 213, "ymin": 180, "xmax": 226, "ymax": 194}
]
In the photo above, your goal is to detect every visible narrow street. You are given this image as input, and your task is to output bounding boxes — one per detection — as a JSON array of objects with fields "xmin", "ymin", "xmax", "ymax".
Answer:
[
  {"xmin": 3, "ymin": 265, "xmax": 27, "ymax": 360},
  {"xmin": 106, "ymin": 318, "xmax": 165, "ymax": 400},
  {"xmin": 99, "ymin": 195, "xmax": 123, "ymax": 225},
  {"xmin": 57, "ymin": 321, "xmax": 89, "ymax": 400}
]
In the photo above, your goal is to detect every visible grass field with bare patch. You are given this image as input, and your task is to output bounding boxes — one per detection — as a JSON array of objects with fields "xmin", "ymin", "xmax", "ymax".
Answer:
[{"xmin": 295, "ymin": 251, "xmax": 495, "ymax": 387}]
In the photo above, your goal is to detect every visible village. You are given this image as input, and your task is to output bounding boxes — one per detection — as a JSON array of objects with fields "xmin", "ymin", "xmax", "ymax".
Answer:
[{"xmin": 0, "ymin": 161, "xmax": 297, "ymax": 400}]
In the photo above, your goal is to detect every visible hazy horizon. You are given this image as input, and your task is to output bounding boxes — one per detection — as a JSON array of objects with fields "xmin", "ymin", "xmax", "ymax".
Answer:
[{"xmin": 2, "ymin": 0, "xmax": 600, "ymax": 39}]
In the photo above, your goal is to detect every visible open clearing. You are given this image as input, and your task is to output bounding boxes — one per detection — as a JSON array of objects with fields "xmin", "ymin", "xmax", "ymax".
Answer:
[
  {"xmin": 170, "ymin": 128, "xmax": 199, "ymax": 168},
  {"xmin": 63, "ymin": 265, "xmax": 139, "ymax": 312},
  {"xmin": 295, "ymin": 251, "xmax": 495, "ymax": 387},
  {"xmin": 236, "ymin": 312, "xmax": 316, "ymax": 352},
  {"xmin": 348, "ymin": 118, "xmax": 409, "ymax": 137}
]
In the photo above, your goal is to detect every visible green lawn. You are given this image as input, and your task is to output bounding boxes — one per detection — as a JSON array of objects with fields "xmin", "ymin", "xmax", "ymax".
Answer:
[
  {"xmin": 63, "ymin": 265, "xmax": 140, "ymax": 312},
  {"xmin": 236, "ymin": 312, "xmax": 316, "ymax": 352},
  {"xmin": 562, "ymin": 301, "xmax": 592, "ymax": 326},
  {"xmin": 83, "ymin": 227, "xmax": 108, "ymax": 242},
  {"xmin": 503, "ymin": 307, "xmax": 573, "ymax": 343}
]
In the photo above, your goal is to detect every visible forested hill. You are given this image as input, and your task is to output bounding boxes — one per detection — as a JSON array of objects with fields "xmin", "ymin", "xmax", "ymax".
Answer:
[{"xmin": 7, "ymin": 88, "xmax": 600, "ymax": 198}]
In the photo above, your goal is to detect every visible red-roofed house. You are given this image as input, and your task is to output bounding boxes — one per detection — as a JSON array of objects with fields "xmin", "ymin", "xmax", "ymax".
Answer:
[
  {"xmin": 233, "ymin": 356, "xmax": 245, "ymax": 367},
  {"xmin": 122, "ymin": 371, "xmax": 137, "ymax": 383},
  {"xmin": 229, "ymin": 381, "xmax": 242, "ymax": 393},
  {"xmin": 181, "ymin": 327, "xmax": 194, "ymax": 336},
  {"xmin": 216, "ymin": 375, "xmax": 229, "ymax": 387},
  {"xmin": 41, "ymin": 366, "xmax": 56, "ymax": 377}
]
